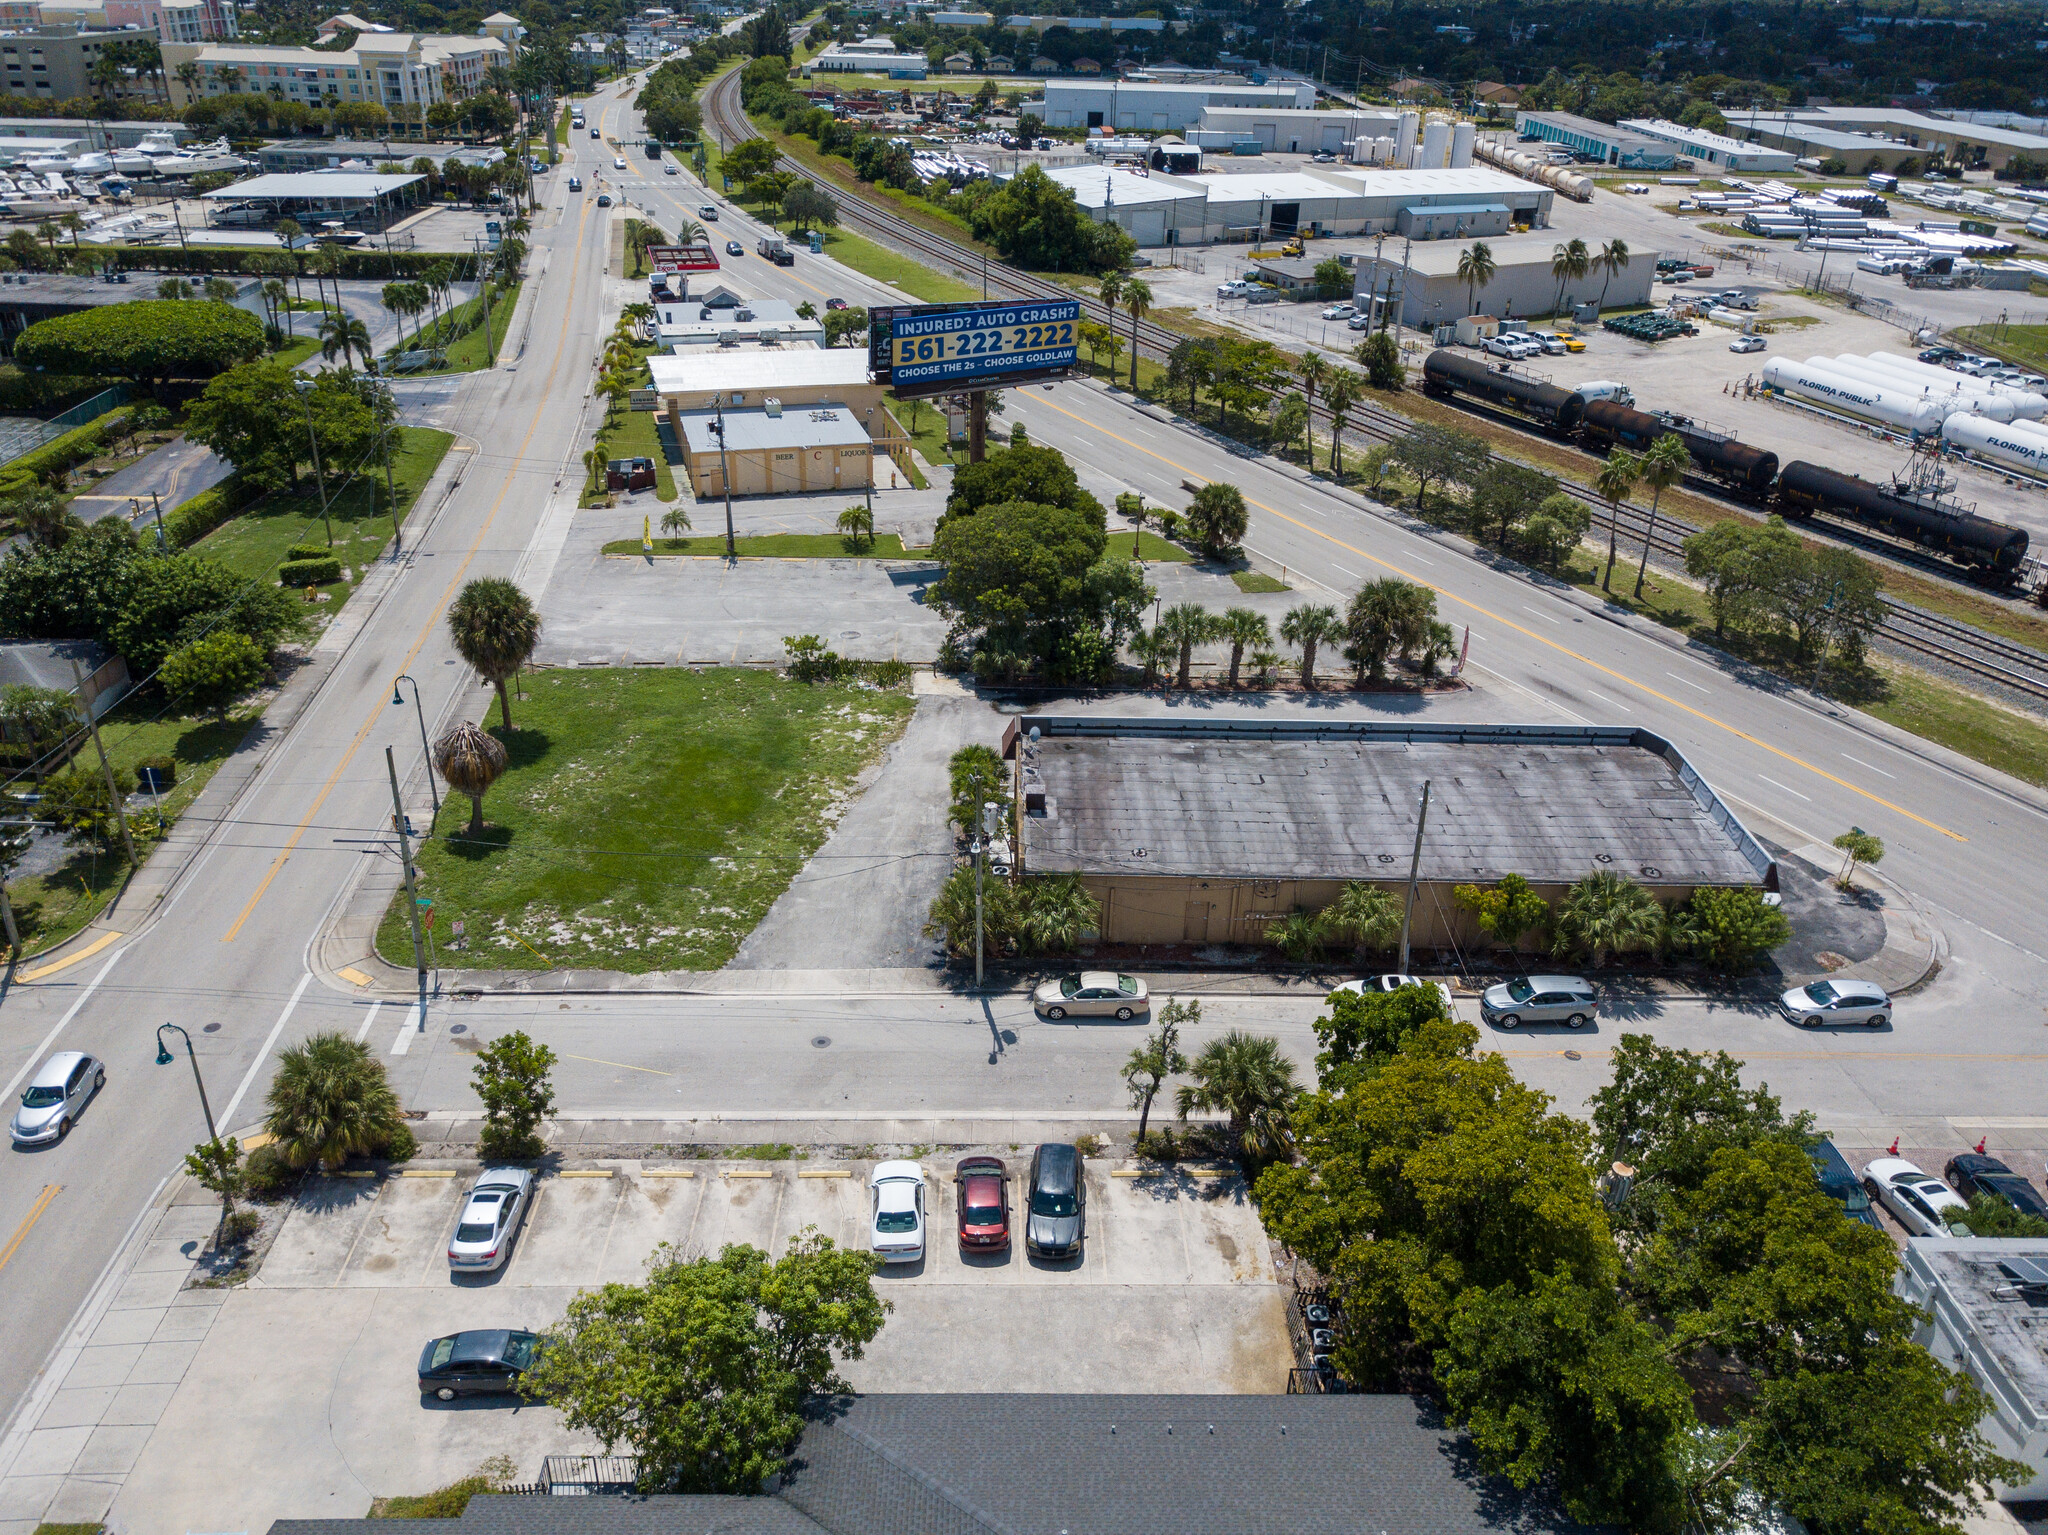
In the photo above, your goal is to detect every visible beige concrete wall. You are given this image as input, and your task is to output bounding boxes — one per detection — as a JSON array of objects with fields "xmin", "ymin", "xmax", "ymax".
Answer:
[{"xmin": 686, "ymin": 442, "xmax": 874, "ymax": 499}]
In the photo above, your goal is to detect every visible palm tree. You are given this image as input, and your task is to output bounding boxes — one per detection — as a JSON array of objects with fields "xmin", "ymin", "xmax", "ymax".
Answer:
[
  {"xmin": 1594, "ymin": 448, "xmax": 1642, "ymax": 593},
  {"xmin": 1326, "ymin": 881, "xmax": 1401, "ymax": 953},
  {"xmin": 1175, "ymin": 1031, "xmax": 1297, "ymax": 1161},
  {"xmin": 1595, "ymin": 238, "xmax": 1630, "ymax": 310},
  {"xmin": 1097, "ymin": 268, "xmax": 1125, "ymax": 351},
  {"xmin": 59, "ymin": 211, "xmax": 84, "ymax": 253},
  {"xmin": 263, "ymin": 279, "xmax": 291, "ymax": 338},
  {"xmin": 175, "ymin": 59, "xmax": 200, "ymax": 97},
  {"xmin": 836, "ymin": 503, "xmax": 874, "ymax": 550},
  {"xmin": 319, "ymin": 311, "xmax": 370, "ymax": 368},
  {"xmin": 1632, "ymin": 434, "xmax": 1691, "ymax": 600},
  {"xmin": 1123, "ymin": 495, "xmax": 1150, "ymax": 557},
  {"xmin": 1218, "ymin": 607, "xmax": 1269, "ymax": 687},
  {"xmin": 661, "ymin": 506, "xmax": 692, "ymax": 537},
  {"xmin": 263, "ymin": 1032, "xmax": 407, "ymax": 1171},
  {"xmin": 1295, "ymin": 350, "xmax": 1327, "ymax": 465},
  {"xmin": 1132, "ymin": 625, "xmax": 1174, "ymax": 687},
  {"xmin": 1021, "ymin": 873, "xmax": 1100, "ymax": 952},
  {"xmin": 446, "ymin": 577, "xmax": 542, "ymax": 730},
  {"xmin": 1552, "ymin": 869, "xmax": 1663, "ymax": 969},
  {"xmin": 310, "ymin": 243, "xmax": 345, "ymax": 318},
  {"xmin": 1279, "ymin": 603, "xmax": 1341, "ymax": 690},
  {"xmin": 1550, "ymin": 237, "xmax": 1591, "ymax": 320},
  {"xmin": 1158, "ymin": 602, "xmax": 1216, "ymax": 689},
  {"xmin": 434, "ymin": 719, "xmax": 509, "ymax": 837},
  {"xmin": 1322, "ymin": 371, "xmax": 1359, "ymax": 477},
  {"xmin": 582, "ymin": 446, "xmax": 605, "ymax": 496},
  {"xmin": 1123, "ymin": 276, "xmax": 1151, "ymax": 390},
  {"xmin": 1456, "ymin": 240, "xmax": 1496, "ymax": 314}
]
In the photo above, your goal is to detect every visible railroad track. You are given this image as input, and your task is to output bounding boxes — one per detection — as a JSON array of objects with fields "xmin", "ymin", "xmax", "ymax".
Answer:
[{"xmin": 700, "ymin": 70, "xmax": 2048, "ymax": 707}]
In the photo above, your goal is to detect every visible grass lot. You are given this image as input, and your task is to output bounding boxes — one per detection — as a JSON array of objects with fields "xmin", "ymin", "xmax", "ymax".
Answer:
[
  {"xmin": 604, "ymin": 532, "xmax": 920, "ymax": 558},
  {"xmin": 408, "ymin": 281, "xmax": 522, "ymax": 374},
  {"xmin": 6, "ymin": 699, "xmax": 260, "ymax": 957},
  {"xmin": 195, "ymin": 428, "xmax": 455, "ymax": 606},
  {"xmin": 816, "ymin": 227, "xmax": 980, "ymax": 303},
  {"xmin": 373, "ymin": 669, "xmax": 916, "ymax": 972},
  {"xmin": 581, "ymin": 408, "xmax": 679, "ymax": 505},
  {"xmin": 1954, "ymin": 324, "xmax": 2048, "ymax": 375},
  {"xmin": 1232, "ymin": 570, "xmax": 1291, "ymax": 593},
  {"xmin": 269, "ymin": 335, "xmax": 322, "ymax": 370},
  {"xmin": 1101, "ymin": 529, "xmax": 1194, "ymax": 563}
]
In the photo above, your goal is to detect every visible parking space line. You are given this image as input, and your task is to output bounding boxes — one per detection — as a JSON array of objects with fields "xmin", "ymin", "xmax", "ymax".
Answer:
[
  {"xmin": 1758, "ymin": 774, "xmax": 1813, "ymax": 802},
  {"xmin": 642, "ymin": 1169, "xmax": 695, "ymax": 1178},
  {"xmin": 399, "ymin": 1169, "xmax": 457, "ymax": 1177},
  {"xmin": 798, "ymin": 1169, "xmax": 852, "ymax": 1178},
  {"xmin": 557, "ymin": 1169, "xmax": 614, "ymax": 1178},
  {"xmin": 561, "ymin": 1052, "xmax": 673, "ymax": 1075},
  {"xmin": 724, "ymin": 1170, "xmax": 774, "ymax": 1179}
]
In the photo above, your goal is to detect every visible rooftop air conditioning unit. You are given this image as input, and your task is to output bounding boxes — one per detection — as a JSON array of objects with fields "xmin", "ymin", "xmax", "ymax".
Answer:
[
  {"xmin": 764, "ymin": 396, "xmax": 782, "ymax": 417},
  {"xmin": 718, "ymin": 329, "xmax": 739, "ymax": 346}
]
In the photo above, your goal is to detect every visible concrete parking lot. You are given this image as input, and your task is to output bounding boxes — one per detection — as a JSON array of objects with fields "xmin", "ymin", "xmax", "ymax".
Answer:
[{"xmin": 100, "ymin": 1159, "xmax": 1286, "ymax": 1533}]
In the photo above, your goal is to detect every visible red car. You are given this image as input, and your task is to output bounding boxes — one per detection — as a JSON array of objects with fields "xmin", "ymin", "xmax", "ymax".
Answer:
[{"xmin": 955, "ymin": 1156, "xmax": 1010, "ymax": 1253}]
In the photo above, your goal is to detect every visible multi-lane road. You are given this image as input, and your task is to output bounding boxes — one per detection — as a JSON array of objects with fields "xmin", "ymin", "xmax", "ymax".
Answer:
[{"xmin": 3, "ymin": 65, "xmax": 2047, "ymax": 1475}]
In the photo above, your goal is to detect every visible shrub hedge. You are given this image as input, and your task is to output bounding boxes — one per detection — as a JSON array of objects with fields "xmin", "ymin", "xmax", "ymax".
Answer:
[
  {"xmin": 277, "ymin": 556, "xmax": 343, "ymax": 586},
  {"xmin": 102, "ymin": 248, "xmax": 489, "ymax": 282},
  {"xmin": 285, "ymin": 542, "xmax": 333, "ymax": 562},
  {"xmin": 0, "ymin": 408, "xmax": 131, "ymax": 495},
  {"xmin": 161, "ymin": 476, "xmax": 258, "ymax": 547}
]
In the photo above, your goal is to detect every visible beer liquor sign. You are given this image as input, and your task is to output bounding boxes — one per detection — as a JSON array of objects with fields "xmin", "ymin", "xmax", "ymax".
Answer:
[{"xmin": 868, "ymin": 298, "xmax": 1081, "ymax": 398}]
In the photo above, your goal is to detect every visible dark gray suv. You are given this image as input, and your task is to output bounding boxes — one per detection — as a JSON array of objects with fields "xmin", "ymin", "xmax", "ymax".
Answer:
[{"xmin": 1025, "ymin": 1143, "xmax": 1085, "ymax": 1260}]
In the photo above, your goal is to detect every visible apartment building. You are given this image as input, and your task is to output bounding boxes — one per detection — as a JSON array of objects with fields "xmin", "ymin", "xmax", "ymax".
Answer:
[
  {"xmin": 4, "ymin": 0, "xmax": 235, "ymax": 40},
  {"xmin": 0, "ymin": 27, "xmax": 148, "ymax": 102},
  {"xmin": 163, "ymin": 24, "xmax": 515, "ymax": 111}
]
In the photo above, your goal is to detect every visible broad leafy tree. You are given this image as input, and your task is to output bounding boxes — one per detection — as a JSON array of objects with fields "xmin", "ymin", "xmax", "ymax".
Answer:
[
  {"xmin": 943, "ymin": 442, "xmax": 1099, "ymax": 524},
  {"xmin": 160, "ymin": 631, "xmax": 265, "ymax": 721},
  {"xmin": 472, "ymin": 1029, "xmax": 556, "ymax": 1160},
  {"xmin": 15, "ymin": 299, "xmax": 262, "ymax": 392},
  {"xmin": 1390, "ymin": 423, "xmax": 1489, "ymax": 512},
  {"xmin": 928, "ymin": 499, "xmax": 1108, "ymax": 678}
]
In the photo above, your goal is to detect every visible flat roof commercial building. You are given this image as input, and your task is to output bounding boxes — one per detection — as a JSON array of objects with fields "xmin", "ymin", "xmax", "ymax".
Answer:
[
  {"xmin": 1195, "ymin": 105, "xmax": 1403, "ymax": 154},
  {"xmin": 651, "ymin": 295, "xmax": 824, "ymax": 351},
  {"xmin": 675, "ymin": 403, "xmax": 874, "ymax": 499},
  {"xmin": 255, "ymin": 139, "xmax": 501, "ymax": 173},
  {"xmin": 1617, "ymin": 117, "xmax": 1796, "ymax": 173},
  {"xmin": 647, "ymin": 348, "xmax": 883, "ymax": 416},
  {"xmin": 1897, "ymin": 1240, "xmax": 2048, "ymax": 1500},
  {"xmin": 202, "ymin": 171, "xmax": 426, "ymax": 231},
  {"xmin": 1732, "ymin": 106, "xmax": 2048, "ymax": 171},
  {"xmin": 1004, "ymin": 718, "xmax": 1772, "ymax": 952},
  {"xmin": 1514, "ymin": 110, "xmax": 1677, "ymax": 170},
  {"xmin": 1354, "ymin": 238, "xmax": 1652, "ymax": 327},
  {"xmin": 1042, "ymin": 78, "xmax": 1313, "ymax": 133}
]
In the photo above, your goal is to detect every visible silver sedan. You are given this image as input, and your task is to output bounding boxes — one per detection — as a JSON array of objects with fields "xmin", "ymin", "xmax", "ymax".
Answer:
[
  {"xmin": 1032, "ymin": 971, "xmax": 1149, "ymax": 1020},
  {"xmin": 11, "ymin": 1051, "xmax": 104, "ymax": 1146}
]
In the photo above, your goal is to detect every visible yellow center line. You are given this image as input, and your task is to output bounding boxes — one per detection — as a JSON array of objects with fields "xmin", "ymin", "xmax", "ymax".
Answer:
[
  {"xmin": 223, "ymin": 197, "xmax": 599, "ymax": 941},
  {"xmin": 1027, "ymin": 392, "xmax": 1966, "ymax": 843},
  {"xmin": 562, "ymin": 1052, "xmax": 674, "ymax": 1075},
  {"xmin": 0, "ymin": 1184, "xmax": 59, "ymax": 1275}
]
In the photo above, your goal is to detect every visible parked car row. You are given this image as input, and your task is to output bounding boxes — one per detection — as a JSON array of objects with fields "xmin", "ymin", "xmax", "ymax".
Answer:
[
  {"xmin": 866, "ymin": 1146, "xmax": 1086, "ymax": 1264},
  {"xmin": 1862, "ymin": 1150, "xmax": 2048, "ymax": 1236},
  {"xmin": 1919, "ymin": 345, "xmax": 2048, "ymax": 390}
]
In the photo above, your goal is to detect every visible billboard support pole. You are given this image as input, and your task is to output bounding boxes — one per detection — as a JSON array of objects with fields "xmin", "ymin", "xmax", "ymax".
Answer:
[{"xmin": 968, "ymin": 389, "xmax": 987, "ymax": 463}]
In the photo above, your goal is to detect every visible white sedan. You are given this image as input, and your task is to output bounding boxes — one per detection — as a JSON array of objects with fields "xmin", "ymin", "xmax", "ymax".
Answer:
[
  {"xmin": 1779, "ymin": 978, "xmax": 1890, "ymax": 1028},
  {"xmin": 1861, "ymin": 1157, "xmax": 1968, "ymax": 1236},
  {"xmin": 613, "ymin": 156, "xmax": 627, "ymax": 170},
  {"xmin": 868, "ymin": 1161, "xmax": 926, "ymax": 1263},
  {"xmin": 447, "ymin": 1167, "xmax": 536, "ymax": 1272},
  {"xmin": 1321, "ymin": 302, "xmax": 1355, "ymax": 320},
  {"xmin": 1329, "ymin": 975, "xmax": 1457, "ymax": 1015},
  {"xmin": 1729, "ymin": 335, "xmax": 1767, "ymax": 354}
]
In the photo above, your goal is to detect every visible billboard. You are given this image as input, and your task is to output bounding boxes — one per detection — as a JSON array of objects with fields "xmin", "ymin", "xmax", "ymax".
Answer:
[{"xmin": 868, "ymin": 298, "xmax": 1081, "ymax": 398}]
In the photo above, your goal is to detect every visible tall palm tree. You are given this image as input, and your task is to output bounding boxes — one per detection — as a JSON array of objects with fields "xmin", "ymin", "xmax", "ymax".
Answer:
[
  {"xmin": 263, "ymin": 278, "xmax": 291, "ymax": 338},
  {"xmin": 1097, "ymin": 268, "xmax": 1125, "ymax": 351},
  {"xmin": 1295, "ymin": 350, "xmax": 1327, "ymax": 465},
  {"xmin": 1550, "ymin": 237, "xmax": 1591, "ymax": 320},
  {"xmin": 1594, "ymin": 448, "xmax": 1642, "ymax": 593},
  {"xmin": 307, "ymin": 243, "xmax": 343, "ymax": 318},
  {"xmin": 1323, "ymin": 370, "xmax": 1359, "ymax": 477},
  {"xmin": 1279, "ymin": 603, "xmax": 1341, "ymax": 690},
  {"xmin": 1595, "ymin": 238, "xmax": 1630, "ymax": 309},
  {"xmin": 1456, "ymin": 240, "xmax": 1496, "ymax": 315},
  {"xmin": 1123, "ymin": 276, "xmax": 1151, "ymax": 390},
  {"xmin": 1175, "ymin": 1030, "xmax": 1297, "ymax": 1161},
  {"xmin": 1158, "ymin": 601, "xmax": 1216, "ymax": 689},
  {"xmin": 1632, "ymin": 433, "xmax": 1691, "ymax": 600},
  {"xmin": 434, "ymin": 719, "xmax": 508, "ymax": 837},
  {"xmin": 1218, "ymin": 607, "xmax": 1269, "ymax": 687},
  {"xmin": 263, "ymin": 1032, "xmax": 407, "ymax": 1171},
  {"xmin": 319, "ymin": 311, "xmax": 370, "ymax": 368},
  {"xmin": 447, "ymin": 577, "xmax": 542, "ymax": 731},
  {"xmin": 1553, "ymin": 870, "xmax": 1663, "ymax": 969},
  {"xmin": 175, "ymin": 59, "xmax": 200, "ymax": 98},
  {"xmin": 1132, "ymin": 625, "xmax": 1173, "ymax": 687}
]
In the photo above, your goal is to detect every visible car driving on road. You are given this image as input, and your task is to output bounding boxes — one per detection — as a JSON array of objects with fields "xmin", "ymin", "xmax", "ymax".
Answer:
[
  {"xmin": 1025, "ymin": 1143, "xmax": 1084, "ymax": 1260},
  {"xmin": 417, "ymin": 1329, "xmax": 538, "ymax": 1399},
  {"xmin": 1479, "ymin": 975, "xmax": 1595, "ymax": 1030},
  {"xmin": 1778, "ymin": 978, "xmax": 1890, "ymax": 1028},
  {"xmin": 1032, "ymin": 971, "xmax": 1148, "ymax": 1020},
  {"xmin": 447, "ymin": 1167, "xmax": 536, "ymax": 1272},
  {"xmin": 869, "ymin": 1161, "xmax": 927, "ymax": 1263},
  {"xmin": 955, "ymin": 1156, "xmax": 1010, "ymax": 1252},
  {"xmin": 1863, "ymin": 1157, "xmax": 1968, "ymax": 1236},
  {"xmin": 725, "ymin": 240, "xmax": 744, "ymax": 255},
  {"xmin": 11, "ymin": 1051, "xmax": 104, "ymax": 1145},
  {"xmin": 700, "ymin": 205, "xmax": 719, "ymax": 221}
]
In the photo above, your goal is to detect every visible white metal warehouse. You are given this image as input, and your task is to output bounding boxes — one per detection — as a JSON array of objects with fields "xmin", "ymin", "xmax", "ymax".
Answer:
[
  {"xmin": 1041, "ymin": 79, "xmax": 1314, "ymax": 132},
  {"xmin": 1195, "ymin": 106, "xmax": 1404, "ymax": 153},
  {"xmin": 1353, "ymin": 240, "xmax": 1653, "ymax": 329}
]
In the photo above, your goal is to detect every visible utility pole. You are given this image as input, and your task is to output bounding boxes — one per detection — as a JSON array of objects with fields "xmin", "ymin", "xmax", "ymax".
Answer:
[
  {"xmin": 386, "ymin": 746, "xmax": 430, "ymax": 1025},
  {"xmin": 714, "ymin": 395, "xmax": 735, "ymax": 556},
  {"xmin": 968, "ymin": 388, "xmax": 987, "ymax": 462},
  {"xmin": 70, "ymin": 656, "xmax": 135, "ymax": 867},
  {"xmin": 150, "ymin": 490, "xmax": 166, "ymax": 551},
  {"xmin": 295, "ymin": 379, "xmax": 334, "ymax": 547},
  {"xmin": 480, "ymin": 248, "xmax": 498, "ymax": 365},
  {"xmin": 973, "ymin": 799, "xmax": 998, "ymax": 989},
  {"xmin": 1397, "ymin": 779, "xmax": 1431, "ymax": 974}
]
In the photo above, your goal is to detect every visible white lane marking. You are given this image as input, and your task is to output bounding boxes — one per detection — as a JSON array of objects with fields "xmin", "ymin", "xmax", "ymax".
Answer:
[
  {"xmin": 1406, "ymin": 553, "xmax": 1434, "ymax": 567},
  {"xmin": 1327, "ymin": 561, "xmax": 1358, "ymax": 578},
  {"xmin": 1665, "ymin": 671, "xmax": 1712, "ymax": 693},
  {"xmin": 356, "ymin": 1000, "xmax": 383, "ymax": 1044},
  {"xmin": 390, "ymin": 1002, "xmax": 421, "ymax": 1056},
  {"xmin": 1842, "ymin": 753, "xmax": 1895, "ymax": 780},
  {"xmin": 1757, "ymin": 774, "xmax": 1813, "ymax": 803},
  {"xmin": 1521, "ymin": 605, "xmax": 1561, "ymax": 625},
  {"xmin": 217, "ymin": 971, "xmax": 314, "ymax": 1130},
  {"xmin": 0, "ymin": 947, "xmax": 125, "ymax": 1108},
  {"xmin": 1583, "ymin": 689, "xmax": 1631, "ymax": 712}
]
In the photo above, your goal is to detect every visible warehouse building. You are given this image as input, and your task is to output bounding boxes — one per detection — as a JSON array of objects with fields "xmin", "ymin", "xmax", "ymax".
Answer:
[
  {"xmin": 1733, "ymin": 106, "xmax": 2048, "ymax": 172},
  {"xmin": 1739, "ymin": 121, "xmax": 1927, "ymax": 173},
  {"xmin": 1042, "ymin": 78, "xmax": 1314, "ymax": 133},
  {"xmin": 1195, "ymin": 105, "xmax": 1404, "ymax": 154},
  {"xmin": 647, "ymin": 349, "xmax": 884, "ymax": 417},
  {"xmin": 1354, "ymin": 238, "xmax": 1651, "ymax": 328},
  {"xmin": 1513, "ymin": 110, "xmax": 1677, "ymax": 169},
  {"xmin": 676, "ymin": 403, "xmax": 875, "ymax": 499},
  {"xmin": 1002, "ymin": 718, "xmax": 1774, "ymax": 951},
  {"xmin": 1039, "ymin": 163, "xmax": 1550, "ymax": 246},
  {"xmin": 1617, "ymin": 117, "xmax": 1796, "ymax": 173},
  {"xmin": 1896, "ymin": 1240, "xmax": 2048, "ymax": 1500}
]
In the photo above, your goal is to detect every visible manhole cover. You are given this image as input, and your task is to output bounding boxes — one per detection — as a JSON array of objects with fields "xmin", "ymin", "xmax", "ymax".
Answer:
[
  {"xmin": 1814, "ymin": 951, "xmax": 1851, "ymax": 972},
  {"xmin": 812, "ymin": 1036, "xmax": 831, "ymax": 1049},
  {"xmin": 839, "ymin": 632, "xmax": 861, "ymax": 640},
  {"xmin": 1563, "ymin": 1050, "xmax": 1582, "ymax": 1061},
  {"xmin": 202, "ymin": 1022, "xmax": 221, "ymax": 1033},
  {"xmin": 450, "ymin": 1023, "xmax": 468, "ymax": 1034}
]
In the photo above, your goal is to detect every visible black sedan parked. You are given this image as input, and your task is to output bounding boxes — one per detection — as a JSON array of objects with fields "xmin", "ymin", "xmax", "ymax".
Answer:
[
  {"xmin": 1945, "ymin": 1154, "xmax": 2048, "ymax": 1220},
  {"xmin": 418, "ymin": 1329, "xmax": 539, "ymax": 1400}
]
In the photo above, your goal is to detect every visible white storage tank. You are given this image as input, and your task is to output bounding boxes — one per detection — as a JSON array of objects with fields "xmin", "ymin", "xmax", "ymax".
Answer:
[
  {"xmin": 1395, "ymin": 111, "xmax": 1419, "ymax": 162},
  {"xmin": 1828, "ymin": 355, "xmax": 2016, "ymax": 423},
  {"xmin": 1763, "ymin": 357, "xmax": 1946, "ymax": 435},
  {"xmin": 1940, "ymin": 413, "xmax": 2048, "ymax": 475},
  {"xmin": 1420, "ymin": 119, "xmax": 1450, "ymax": 171},
  {"xmin": 1450, "ymin": 121, "xmax": 1475, "ymax": 169},
  {"xmin": 1867, "ymin": 350, "xmax": 2048, "ymax": 420}
]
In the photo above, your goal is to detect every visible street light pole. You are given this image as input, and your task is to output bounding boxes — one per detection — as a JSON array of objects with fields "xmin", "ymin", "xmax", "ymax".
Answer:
[
  {"xmin": 391, "ymin": 675, "xmax": 441, "ymax": 827},
  {"xmin": 387, "ymin": 745, "xmax": 431, "ymax": 1023},
  {"xmin": 155, "ymin": 1023, "xmax": 222, "ymax": 1149},
  {"xmin": 293, "ymin": 378, "xmax": 334, "ymax": 547},
  {"xmin": 1397, "ymin": 778, "xmax": 1432, "ymax": 974}
]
